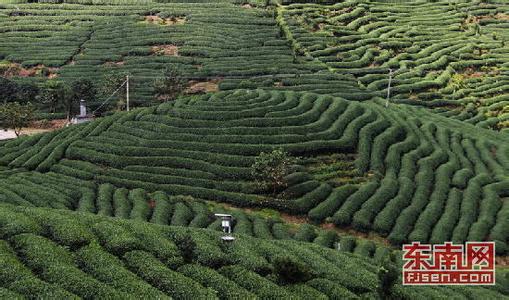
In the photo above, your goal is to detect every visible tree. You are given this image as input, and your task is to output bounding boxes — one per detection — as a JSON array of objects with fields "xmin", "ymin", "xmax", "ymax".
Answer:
[
  {"xmin": 153, "ymin": 65, "xmax": 186, "ymax": 102},
  {"xmin": 377, "ymin": 259, "xmax": 399, "ymax": 299},
  {"xmin": 251, "ymin": 148, "xmax": 296, "ymax": 194},
  {"xmin": 99, "ymin": 71, "xmax": 128, "ymax": 111},
  {"xmin": 175, "ymin": 233, "xmax": 196, "ymax": 264},
  {"xmin": 0, "ymin": 102, "xmax": 35, "ymax": 137},
  {"xmin": 0, "ymin": 77, "xmax": 18, "ymax": 104},
  {"xmin": 37, "ymin": 80, "xmax": 68, "ymax": 113},
  {"xmin": 273, "ymin": 256, "xmax": 315, "ymax": 284},
  {"xmin": 16, "ymin": 82, "xmax": 39, "ymax": 104},
  {"xmin": 67, "ymin": 78, "xmax": 96, "ymax": 120}
]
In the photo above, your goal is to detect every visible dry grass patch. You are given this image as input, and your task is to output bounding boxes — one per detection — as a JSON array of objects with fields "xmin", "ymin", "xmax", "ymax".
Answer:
[
  {"xmin": 151, "ymin": 45, "xmax": 179, "ymax": 56},
  {"xmin": 186, "ymin": 78, "xmax": 221, "ymax": 94},
  {"xmin": 103, "ymin": 61, "xmax": 125, "ymax": 67},
  {"xmin": 0, "ymin": 62, "xmax": 59, "ymax": 78},
  {"xmin": 144, "ymin": 15, "xmax": 186, "ymax": 26}
]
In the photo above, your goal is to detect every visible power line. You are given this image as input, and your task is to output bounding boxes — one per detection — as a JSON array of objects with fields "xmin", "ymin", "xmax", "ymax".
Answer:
[{"xmin": 92, "ymin": 78, "xmax": 127, "ymax": 114}]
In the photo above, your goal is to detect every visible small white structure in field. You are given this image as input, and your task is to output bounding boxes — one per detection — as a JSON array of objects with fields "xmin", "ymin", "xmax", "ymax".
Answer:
[
  {"xmin": 214, "ymin": 213, "xmax": 235, "ymax": 243},
  {"xmin": 71, "ymin": 99, "xmax": 94, "ymax": 124},
  {"xmin": 0, "ymin": 129, "xmax": 17, "ymax": 140}
]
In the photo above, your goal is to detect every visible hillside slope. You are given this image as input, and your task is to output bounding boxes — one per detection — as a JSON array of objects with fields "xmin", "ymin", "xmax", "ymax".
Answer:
[
  {"xmin": 0, "ymin": 89, "xmax": 507, "ymax": 255},
  {"xmin": 0, "ymin": 0, "xmax": 508, "ymax": 298},
  {"xmin": 0, "ymin": 203, "xmax": 508, "ymax": 299}
]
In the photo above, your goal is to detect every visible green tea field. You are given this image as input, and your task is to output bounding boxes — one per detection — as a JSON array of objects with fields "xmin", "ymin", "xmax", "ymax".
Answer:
[{"xmin": 0, "ymin": 0, "xmax": 508, "ymax": 298}]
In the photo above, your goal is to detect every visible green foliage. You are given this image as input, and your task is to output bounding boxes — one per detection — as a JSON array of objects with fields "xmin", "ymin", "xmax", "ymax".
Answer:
[
  {"xmin": 377, "ymin": 259, "xmax": 399, "ymax": 298},
  {"xmin": 36, "ymin": 80, "xmax": 68, "ymax": 113},
  {"xmin": 153, "ymin": 66, "xmax": 186, "ymax": 102},
  {"xmin": 251, "ymin": 148, "xmax": 297, "ymax": 194},
  {"xmin": 273, "ymin": 256, "xmax": 316, "ymax": 284},
  {"xmin": 175, "ymin": 232, "xmax": 196, "ymax": 263},
  {"xmin": 0, "ymin": 102, "xmax": 35, "ymax": 136},
  {"xmin": 0, "ymin": 77, "xmax": 19, "ymax": 104},
  {"xmin": 123, "ymin": 250, "xmax": 216, "ymax": 299},
  {"xmin": 98, "ymin": 72, "xmax": 128, "ymax": 112},
  {"xmin": 178, "ymin": 264, "xmax": 256, "ymax": 299}
]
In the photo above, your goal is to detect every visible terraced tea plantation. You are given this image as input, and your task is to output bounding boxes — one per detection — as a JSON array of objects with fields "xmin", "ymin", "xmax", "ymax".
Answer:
[
  {"xmin": 279, "ymin": 0, "xmax": 509, "ymax": 130},
  {"xmin": 0, "ymin": 0, "xmax": 374, "ymax": 108},
  {"xmin": 1, "ymin": 88, "xmax": 509, "ymax": 297},
  {"xmin": 0, "ymin": 0, "xmax": 509, "ymax": 298}
]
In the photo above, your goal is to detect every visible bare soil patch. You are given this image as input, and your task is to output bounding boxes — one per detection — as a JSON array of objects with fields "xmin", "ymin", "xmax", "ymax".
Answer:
[
  {"xmin": 241, "ymin": 4, "xmax": 253, "ymax": 9},
  {"xmin": 0, "ymin": 122, "xmax": 64, "ymax": 140},
  {"xmin": 280, "ymin": 213, "xmax": 308, "ymax": 224},
  {"xmin": 103, "ymin": 61, "xmax": 125, "ymax": 67},
  {"xmin": 465, "ymin": 13, "xmax": 509, "ymax": 25},
  {"xmin": 31, "ymin": 119, "xmax": 68, "ymax": 130},
  {"xmin": 144, "ymin": 15, "xmax": 186, "ymax": 26},
  {"xmin": 186, "ymin": 78, "xmax": 221, "ymax": 94},
  {"xmin": 151, "ymin": 45, "xmax": 179, "ymax": 56},
  {"xmin": 455, "ymin": 67, "xmax": 500, "ymax": 80},
  {"xmin": 496, "ymin": 256, "xmax": 509, "ymax": 267},
  {"xmin": 0, "ymin": 63, "xmax": 59, "ymax": 79}
]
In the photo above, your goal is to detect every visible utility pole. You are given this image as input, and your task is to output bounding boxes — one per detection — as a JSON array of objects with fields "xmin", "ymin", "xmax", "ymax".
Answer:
[
  {"xmin": 126, "ymin": 75, "xmax": 130, "ymax": 112},
  {"xmin": 385, "ymin": 68, "xmax": 393, "ymax": 108}
]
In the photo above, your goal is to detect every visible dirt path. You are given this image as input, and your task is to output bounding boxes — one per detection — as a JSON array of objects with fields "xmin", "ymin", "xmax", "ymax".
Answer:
[
  {"xmin": 209, "ymin": 200, "xmax": 508, "ymax": 266},
  {"xmin": 0, "ymin": 119, "xmax": 66, "ymax": 140},
  {"xmin": 0, "ymin": 130, "xmax": 16, "ymax": 140}
]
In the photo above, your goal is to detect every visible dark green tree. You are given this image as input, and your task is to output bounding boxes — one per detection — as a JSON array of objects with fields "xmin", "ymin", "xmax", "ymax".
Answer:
[
  {"xmin": 377, "ymin": 259, "xmax": 399, "ymax": 299},
  {"xmin": 273, "ymin": 256, "xmax": 315, "ymax": 284},
  {"xmin": 175, "ymin": 233, "xmax": 196, "ymax": 264},
  {"xmin": 37, "ymin": 80, "xmax": 68, "ymax": 113},
  {"xmin": 16, "ymin": 82, "xmax": 39, "ymax": 104},
  {"xmin": 0, "ymin": 102, "xmax": 35, "ymax": 137},
  {"xmin": 0, "ymin": 77, "xmax": 18, "ymax": 104},
  {"xmin": 153, "ymin": 65, "xmax": 186, "ymax": 102}
]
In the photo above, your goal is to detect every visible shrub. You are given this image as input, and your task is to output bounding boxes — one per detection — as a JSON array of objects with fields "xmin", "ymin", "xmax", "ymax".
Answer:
[
  {"xmin": 123, "ymin": 250, "xmax": 216, "ymax": 299},
  {"xmin": 312, "ymin": 230, "xmax": 338, "ymax": 248},
  {"xmin": 251, "ymin": 148, "xmax": 297, "ymax": 194},
  {"xmin": 171, "ymin": 202, "xmax": 194, "ymax": 227},
  {"xmin": 177, "ymin": 264, "xmax": 255, "ymax": 299},
  {"xmin": 219, "ymin": 265, "xmax": 296, "ymax": 298},
  {"xmin": 307, "ymin": 278, "xmax": 358, "ymax": 299},
  {"xmin": 0, "ymin": 208, "xmax": 42, "ymax": 239},
  {"xmin": 273, "ymin": 256, "xmax": 316, "ymax": 284},
  {"xmin": 377, "ymin": 260, "xmax": 399, "ymax": 298},
  {"xmin": 92, "ymin": 220, "xmax": 141, "ymax": 255},
  {"xmin": 175, "ymin": 233, "xmax": 196, "ymax": 264},
  {"xmin": 128, "ymin": 188, "xmax": 150, "ymax": 221},
  {"xmin": 11, "ymin": 234, "xmax": 122, "ymax": 299},
  {"xmin": 113, "ymin": 188, "xmax": 130, "ymax": 218},
  {"xmin": 76, "ymin": 242, "xmax": 168, "ymax": 299},
  {"xmin": 308, "ymin": 185, "xmax": 358, "ymax": 222},
  {"xmin": 331, "ymin": 180, "xmax": 379, "ymax": 226},
  {"xmin": 293, "ymin": 224, "xmax": 317, "ymax": 242},
  {"xmin": 96, "ymin": 184, "xmax": 114, "ymax": 217},
  {"xmin": 149, "ymin": 191, "xmax": 173, "ymax": 225}
]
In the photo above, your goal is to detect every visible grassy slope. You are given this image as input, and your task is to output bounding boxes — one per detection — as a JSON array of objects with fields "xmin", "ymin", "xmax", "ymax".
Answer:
[
  {"xmin": 0, "ymin": 89, "xmax": 507, "ymax": 255},
  {"xmin": 0, "ymin": 0, "xmax": 508, "ymax": 298},
  {"xmin": 0, "ymin": 203, "xmax": 508, "ymax": 299}
]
